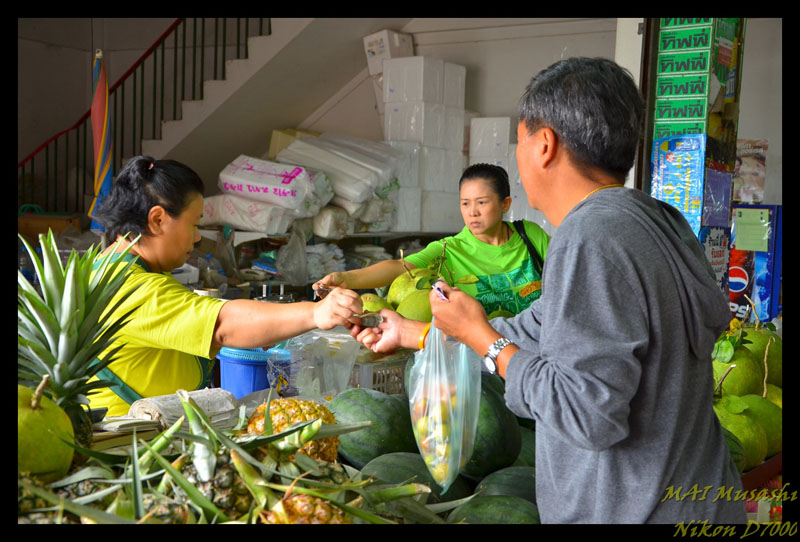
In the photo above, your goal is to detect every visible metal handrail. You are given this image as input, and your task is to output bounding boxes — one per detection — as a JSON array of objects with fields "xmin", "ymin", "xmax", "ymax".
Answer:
[{"xmin": 18, "ymin": 17, "xmax": 270, "ymax": 215}]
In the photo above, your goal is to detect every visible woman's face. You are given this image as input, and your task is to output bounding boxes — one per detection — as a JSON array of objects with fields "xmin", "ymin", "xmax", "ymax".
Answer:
[
  {"xmin": 459, "ymin": 178, "xmax": 509, "ymax": 237},
  {"xmin": 150, "ymin": 193, "xmax": 204, "ymax": 271}
]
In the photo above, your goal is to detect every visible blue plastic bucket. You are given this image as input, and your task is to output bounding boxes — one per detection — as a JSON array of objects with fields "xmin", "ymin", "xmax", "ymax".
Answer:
[{"xmin": 218, "ymin": 347, "xmax": 290, "ymax": 399}]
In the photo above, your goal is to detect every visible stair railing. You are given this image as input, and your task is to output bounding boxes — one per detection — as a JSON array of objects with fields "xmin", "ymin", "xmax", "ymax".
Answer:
[{"xmin": 18, "ymin": 17, "xmax": 271, "ymax": 215}]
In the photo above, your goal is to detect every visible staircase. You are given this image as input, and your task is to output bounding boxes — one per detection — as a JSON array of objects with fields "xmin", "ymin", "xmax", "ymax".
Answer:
[{"xmin": 18, "ymin": 17, "xmax": 413, "ymax": 213}]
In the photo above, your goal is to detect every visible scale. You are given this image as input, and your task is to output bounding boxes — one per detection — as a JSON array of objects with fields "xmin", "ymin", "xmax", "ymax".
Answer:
[{"xmin": 255, "ymin": 283, "xmax": 294, "ymax": 304}]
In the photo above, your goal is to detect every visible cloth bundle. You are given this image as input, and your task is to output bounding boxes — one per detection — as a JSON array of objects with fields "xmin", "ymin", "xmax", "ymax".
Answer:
[
  {"xmin": 305, "ymin": 242, "xmax": 346, "ymax": 283},
  {"xmin": 199, "ymin": 194, "xmax": 292, "ymax": 235}
]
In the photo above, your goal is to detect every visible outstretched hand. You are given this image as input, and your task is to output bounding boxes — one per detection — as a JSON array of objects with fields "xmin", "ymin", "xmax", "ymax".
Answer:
[{"xmin": 312, "ymin": 286, "xmax": 362, "ymax": 330}]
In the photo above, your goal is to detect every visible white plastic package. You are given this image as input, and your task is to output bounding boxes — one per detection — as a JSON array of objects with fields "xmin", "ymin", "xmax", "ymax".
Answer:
[
  {"xmin": 217, "ymin": 155, "xmax": 315, "ymax": 210},
  {"xmin": 199, "ymin": 194, "xmax": 290, "ymax": 235},
  {"xmin": 277, "ymin": 139, "xmax": 377, "ymax": 203}
]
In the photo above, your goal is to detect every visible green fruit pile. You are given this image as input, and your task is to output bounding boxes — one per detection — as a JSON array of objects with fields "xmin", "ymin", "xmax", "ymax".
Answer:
[{"xmin": 712, "ymin": 317, "xmax": 782, "ymax": 475}]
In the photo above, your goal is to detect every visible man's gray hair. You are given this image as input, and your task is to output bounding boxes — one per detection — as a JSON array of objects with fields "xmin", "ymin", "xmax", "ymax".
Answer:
[{"xmin": 518, "ymin": 57, "xmax": 645, "ymax": 181}]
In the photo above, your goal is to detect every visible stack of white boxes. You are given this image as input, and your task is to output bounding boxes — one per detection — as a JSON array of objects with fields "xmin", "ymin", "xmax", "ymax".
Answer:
[{"xmin": 381, "ymin": 56, "xmax": 468, "ymax": 233}]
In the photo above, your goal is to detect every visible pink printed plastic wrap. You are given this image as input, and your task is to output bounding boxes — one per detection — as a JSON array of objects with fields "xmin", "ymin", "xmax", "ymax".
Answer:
[{"xmin": 217, "ymin": 155, "xmax": 314, "ymax": 210}]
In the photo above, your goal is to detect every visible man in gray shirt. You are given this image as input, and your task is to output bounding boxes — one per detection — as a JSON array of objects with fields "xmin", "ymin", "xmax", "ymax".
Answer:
[{"xmin": 353, "ymin": 57, "xmax": 745, "ymax": 524}]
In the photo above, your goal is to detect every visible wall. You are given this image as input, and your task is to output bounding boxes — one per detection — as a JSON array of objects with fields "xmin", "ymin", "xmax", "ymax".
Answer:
[
  {"xmin": 301, "ymin": 18, "xmax": 618, "ymax": 142},
  {"xmin": 17, "ymin": 18, "xmax": 175, "ymax": 163},
  {"xmin": 18, "ymin": 18, "xmax": 781, "ymax": 204},
  {"xmin": 736, "ymin": 18, "xmax": 782, "ymax": 205},
  {"xmin": 301, "ymin": 17, "xmax": 782, "ymax": 205}
]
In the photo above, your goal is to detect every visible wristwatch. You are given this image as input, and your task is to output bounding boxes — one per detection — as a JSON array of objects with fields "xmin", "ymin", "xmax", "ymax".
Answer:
[{"xmin": 483, "ymin": 337, "xmax": 515, "ymax": 374}]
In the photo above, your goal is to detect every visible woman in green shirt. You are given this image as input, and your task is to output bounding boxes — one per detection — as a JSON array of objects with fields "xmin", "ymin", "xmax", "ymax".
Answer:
[
  {"xmin": 312, "ymin": 163, "xmax": 550, "ymax": 315},
  {"xmin": 88, "ymin": 156, "xmax": 362, "ymax": 415}
]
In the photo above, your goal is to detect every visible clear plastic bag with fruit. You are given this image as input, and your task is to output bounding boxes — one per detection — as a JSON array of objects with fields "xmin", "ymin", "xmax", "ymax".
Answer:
[{"xmin": 407, "ymin": 318, "xmax": 481, "ymax": 492}]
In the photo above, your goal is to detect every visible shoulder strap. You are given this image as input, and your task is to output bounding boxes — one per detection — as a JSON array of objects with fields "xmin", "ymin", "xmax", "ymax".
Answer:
[
  {"xmin": 92, "ymin": 252, "xmax": 151, "ymax": 273},
  {"xmin": 89, "ymin": 359, "xmax": 145, "ymax": 405},
  {"xmin": 512, "ymin": 220, "xmax": 543, "ymax": 275}
]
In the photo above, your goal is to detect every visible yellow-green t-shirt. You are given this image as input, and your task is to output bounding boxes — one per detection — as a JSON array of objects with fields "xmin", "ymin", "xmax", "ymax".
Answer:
[
  {"xmin": 404, "ymin": 220, "xmax": 550, "ymax": 315},
  {"xmin": 87, "ymin": 256, "xmax": 227, "ymax": 417}
]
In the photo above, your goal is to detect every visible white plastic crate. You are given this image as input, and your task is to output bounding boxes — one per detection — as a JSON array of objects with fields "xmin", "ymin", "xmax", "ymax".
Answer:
[{"xmin": 349, "ymin": 350, "xmax": 414, "ymax": 394}]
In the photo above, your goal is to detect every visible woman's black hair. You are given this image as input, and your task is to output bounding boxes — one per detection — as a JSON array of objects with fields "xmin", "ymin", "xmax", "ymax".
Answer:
[
  {"xmin": 93, "ymin": 156, "xmax": 205, "ymax": 241},
  {"xmin": 459, "ymin": 163, "xmax": 511, "ymax": 200}
]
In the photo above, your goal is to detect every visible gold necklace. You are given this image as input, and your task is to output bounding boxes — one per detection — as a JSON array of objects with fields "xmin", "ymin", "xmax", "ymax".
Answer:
[{"xmin": 581, "ymin": 183, "xmax": 623, "ymax": 201}]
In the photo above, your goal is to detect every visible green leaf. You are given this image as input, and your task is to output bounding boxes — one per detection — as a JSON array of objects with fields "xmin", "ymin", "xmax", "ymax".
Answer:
[
  {"xmin": 720, "ymin": 394, "xmax": 748, "ymax": 415},
  {"xmin": 18, "ymin": 475, "xmax": 137, "ymax": 524},
  {"xmin": 712, "ymin": 340, "xmax": 734, "ymax": 363},
  {"xmin": 139, "ymin": 438, "xmax": 231, "ymax": 523}
]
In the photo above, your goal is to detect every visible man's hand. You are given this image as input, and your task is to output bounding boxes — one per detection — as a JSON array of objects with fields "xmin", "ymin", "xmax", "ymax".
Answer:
[{"xmin": 429, "ymin": 281, "xmax": 493, "ymax": 349}]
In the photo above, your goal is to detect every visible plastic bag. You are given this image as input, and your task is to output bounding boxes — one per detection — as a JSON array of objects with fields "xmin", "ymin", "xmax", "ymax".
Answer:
[{"xmin": 407, "ymin": 319, "xmax": 481, "ymax": 492}]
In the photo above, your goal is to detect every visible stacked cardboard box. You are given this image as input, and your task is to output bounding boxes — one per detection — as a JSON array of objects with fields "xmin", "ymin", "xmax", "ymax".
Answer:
[
  {"xmin": 381, "ymin": 56, "xmax": 468, "ymax": 232},
  {"xmin": 649, "ymin": 18, "xmax": 746, "ymax": 295}
]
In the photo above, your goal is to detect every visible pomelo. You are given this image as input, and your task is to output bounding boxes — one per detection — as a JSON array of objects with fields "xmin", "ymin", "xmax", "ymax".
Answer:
[
  {"xmin": 387, "ymin": 267, "xmax": 435, "ymax": 308},
  {"xmin": 18, "ymin": 382, "xmax": 75, "ymax": 482},
  {"xmin": 765, "ymin": 384, "xmax": 782, "ymax": 409},
  {"xmin": 712, "ymin": 347, "xmax": 764, "ymax": 397},
  {"xmin": 713, "ymin": 395, "xmax": 768, "ymax": 472},
  {"xmin": 739, "ymin": 394, "xmax": 782, "ymax": 457},
  {"xmin": 361, "ymin": 293, "xmax": 393, "ymax": 313},
  {"xmin": 487, "ymin": 306, "xmax": 514, "ymax": 319},
  {"xmin": 396, "ymin": 288, "xmax": 433, "ymax": 322},
  {"xmin": 740, "ymin": 326, "xmax": 782, "ymax": 388}
]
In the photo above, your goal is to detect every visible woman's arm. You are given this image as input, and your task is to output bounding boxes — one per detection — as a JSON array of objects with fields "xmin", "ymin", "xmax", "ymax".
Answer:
[
  {"xmin": 211, "ymin": 287, "xmax": 362, "ymax": 350},
  {"xmin": 312, "ymin": 259, "xmax": 413, "ymax": 291}
]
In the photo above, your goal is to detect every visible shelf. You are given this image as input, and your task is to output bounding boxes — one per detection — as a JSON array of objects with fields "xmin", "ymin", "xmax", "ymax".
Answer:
[{"xmin": 741, "ymin": 452, "xmax": 782, "ymax": 492}]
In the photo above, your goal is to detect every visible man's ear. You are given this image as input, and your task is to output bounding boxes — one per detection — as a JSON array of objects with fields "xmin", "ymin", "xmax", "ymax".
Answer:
[
  {"xmin": 536, "ymin": 127, "xmax": 559, "ymax": 169},
  {"xmin": 147, "ymin": 205, "xmax": 166, "ymax": 235}
]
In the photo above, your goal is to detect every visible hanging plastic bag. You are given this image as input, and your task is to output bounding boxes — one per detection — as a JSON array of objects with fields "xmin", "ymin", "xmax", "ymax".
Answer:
[{"xmin": 407, "ymin": 318, "xmax": 481, "ymax": 492}]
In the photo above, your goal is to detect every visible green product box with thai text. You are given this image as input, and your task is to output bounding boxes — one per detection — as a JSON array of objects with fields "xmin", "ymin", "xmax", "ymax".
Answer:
[
  {"xmin": 655, "ymin": 73, "xmax": 710, "ymax": 99},
  {"xmin": 659, "ymin": 18, "xmax": 714, "ymax": 30},
  {"xmin": 657, "ymin": 50, "xmax": 712, "ymax": 76},
  {"xmin": 658, "ymin": 26, "xmax": 714, "ymax": 53},
  {"xmin": 653, "ymin": 120, "xmax": 707, "ymax": 140},
  {"xmin": 654, "ymin": 97, "xmax": 707, "ymax": 122}
]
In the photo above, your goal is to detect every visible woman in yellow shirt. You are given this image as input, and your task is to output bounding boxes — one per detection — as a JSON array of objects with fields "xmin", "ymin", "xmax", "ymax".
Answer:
[{"xmin": 88, "ymin": 156, "xmax": 362, "ymax": 416}]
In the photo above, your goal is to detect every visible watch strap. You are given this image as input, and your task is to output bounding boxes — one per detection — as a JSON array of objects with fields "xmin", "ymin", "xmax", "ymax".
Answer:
[{"xmin": 486, "ymin": 337, "xmax": 514, "ymax": 362}]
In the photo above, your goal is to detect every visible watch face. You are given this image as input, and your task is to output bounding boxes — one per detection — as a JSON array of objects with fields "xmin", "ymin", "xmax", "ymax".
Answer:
[{"xmin": 483, "ymin": 355, "xmax": 496, "ymax": 374}]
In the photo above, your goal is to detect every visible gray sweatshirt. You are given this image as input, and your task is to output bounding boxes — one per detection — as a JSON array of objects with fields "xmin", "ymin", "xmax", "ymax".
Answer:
[{"xmin": 494, "ymin": 188, "xmax": 747, "ymax": 524}]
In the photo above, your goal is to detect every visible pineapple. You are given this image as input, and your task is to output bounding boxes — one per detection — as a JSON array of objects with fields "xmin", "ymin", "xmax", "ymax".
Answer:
[
  {"xmin": 18, "ymin": 472, "xmax": 81, "ymax": 524},
  {"xmin": 18, "ymin": 230, "xmax": 141, "ymax": 452},
  {"xmin": 175, "ymin": 451, "xmax": 254, "ymax": 521},
  {"xmin": 141, "ymin": 493, "xmax": 196, "ymax": 524},
  {"xmin": 260, "ymin": 492, "xmax": 351, "ymax": 524},
  {"xmin": 247, "ymin": 398, "xmax": 339, "ymax": 463}
]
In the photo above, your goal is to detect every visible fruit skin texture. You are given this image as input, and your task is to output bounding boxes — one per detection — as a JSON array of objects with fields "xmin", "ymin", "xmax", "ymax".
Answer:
[
  {"xmin": 387, "ymin": 268, "xmax": 435, "ymax": 308},
  {"xmin": 713, "ymin": 398, "xmax": 768, "ymax": 472},
  {"xmin": 18, "ymin": 384, "xmax": 75, "ymax": 483},
  {"xmin": 740, "ymin": 326, "xmax": 782, "ymax": 388},
  {"xmin": 473, "ymin": 465, "xmax": 537, "ymax": 504},
  {"xmin": 765, "ymin": 384, "xmax": 782, "ymax": 409},
  {"xmin": 721, "ymin": 428, "xmax": 746, "ymax": 475},
  {"xmin": 739, "ymin": 394, "xmax": 782, "ymax": 457},
  {"xmin": 247, "ymin": 398, "xmax": 339, "ymax": 462},
  {"xmin": 461, "ymin": 383, "xmax": 521, "ymax": 479},
  {"xmin": 396, "ymin": 288, "xmax": 433, "ymax": 322},
  {"xmin": 447, "ymin": 495, "xmax": 540, "ymax": 524},
  {"xmin": 329, "ymin": 388, "xmax": 418, "ymax": 469},
  {"xmin": 712, "ymin": 347, "xmax": 764, "ymax": 397},
  {"xmin": 512, "ymin": 425, "xmax": 536, "ymax": 467},
  {"xmin": 360, "ymin": 293, "xmax": 392, "ymax": 313},
  {"xmin": 360, "ymin": 451, "xmax": 472, "ymax": 504}
]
